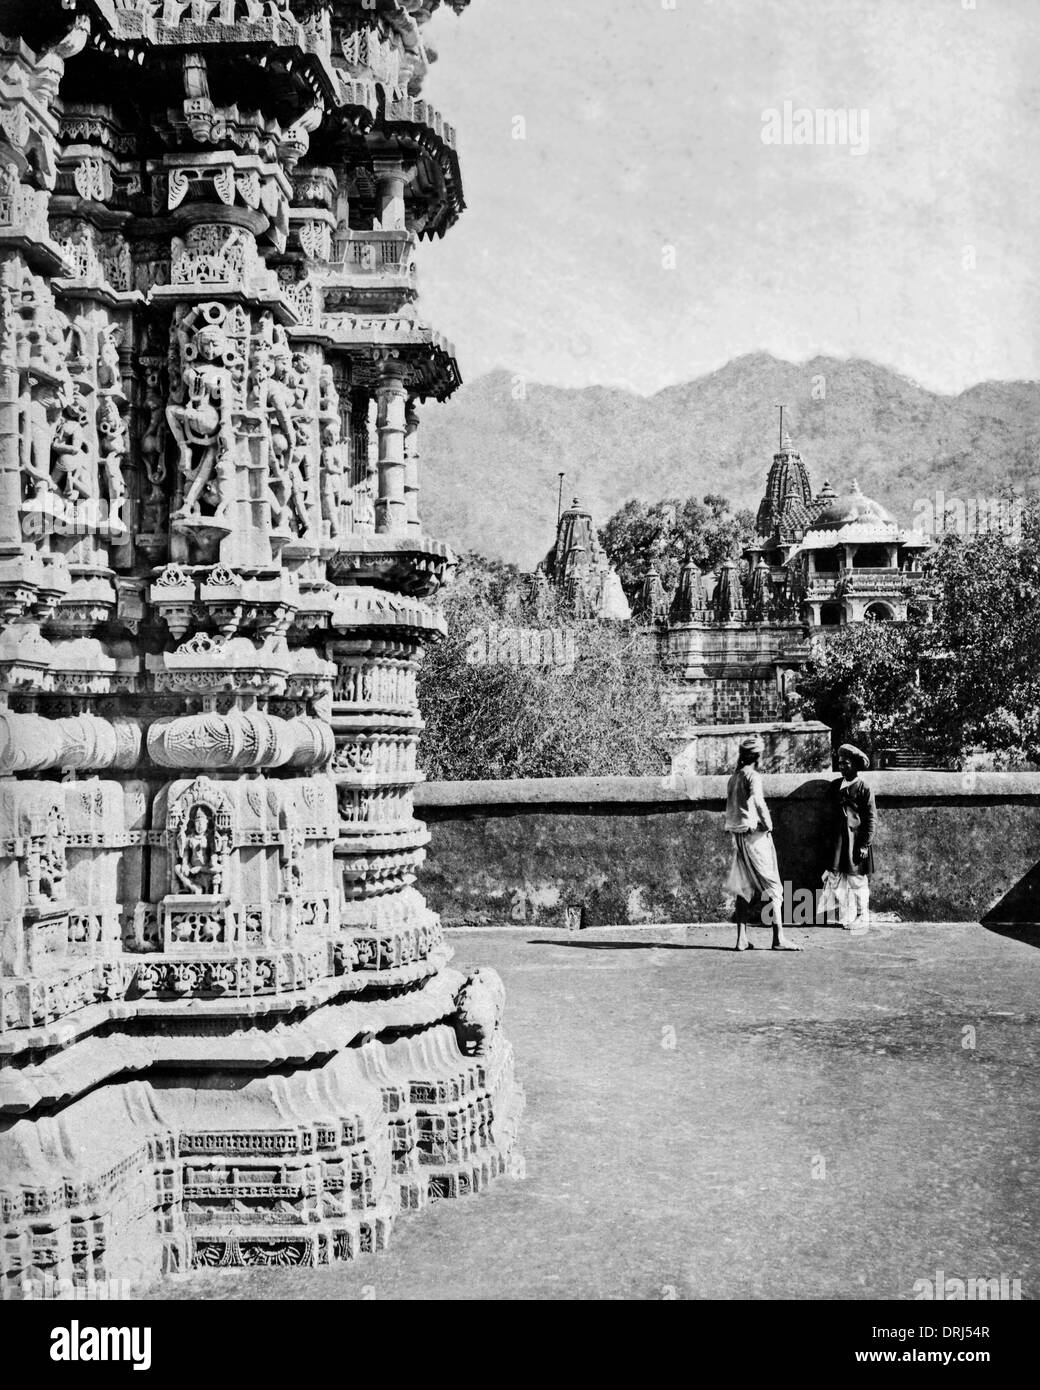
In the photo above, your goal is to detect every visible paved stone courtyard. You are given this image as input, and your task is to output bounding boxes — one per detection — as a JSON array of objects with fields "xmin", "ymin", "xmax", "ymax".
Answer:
[{"xmin": 147, "ymin": 921, "xmax": 1039, "ymax": 1301}]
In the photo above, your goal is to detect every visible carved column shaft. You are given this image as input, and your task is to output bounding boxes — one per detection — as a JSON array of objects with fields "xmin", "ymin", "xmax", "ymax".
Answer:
[
  {"xmin": 404, "ymin": 398, "xmax": 420, "ymax": 532},
  {"xmin": 374, "ymin": 161, "xmax": 409, "ymax": 232},
  {"xmin": 375, "ymin": 371, "xmax": 408, "ymax": 535}
]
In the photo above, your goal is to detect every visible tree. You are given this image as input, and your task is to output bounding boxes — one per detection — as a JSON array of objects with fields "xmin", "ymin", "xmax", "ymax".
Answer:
[
  {"xmin": 419, "ymin": 553, "xmax": 671, "ymax": 779},
  {"xmin": 920, "ymin": 496, "xmax": 1040, "ymax": 765},
  {"xmin": 444, "ymin": 549, "xmax": 528, "ymax": 614},
  {"xmin": 797, "ymin": 496, "xmax": 1040, "ymax": 766},
  {"xmin": 599, "ymin": 494, "xmax": 755, "ymax": 596},
  {"xmin": 796, "ymin": 620, "xmax": 927, "ymax": 752}
]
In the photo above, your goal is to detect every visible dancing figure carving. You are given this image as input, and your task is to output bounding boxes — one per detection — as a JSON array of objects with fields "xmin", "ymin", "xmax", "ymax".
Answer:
[{"xmin": 166, "ymin": 321, "xmax": 236, "ymax": 520}]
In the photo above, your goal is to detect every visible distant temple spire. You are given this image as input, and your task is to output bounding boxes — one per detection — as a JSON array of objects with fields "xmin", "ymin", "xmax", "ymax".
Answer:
[
  {"xmin": 545, "ymin": 496, "xmax": 597, "ymax": 587},
  {"xmin": 746, "ymin": 555, "xmax": 773, "ymax": 621},
  {"xmin": 669, "ymin": 556, "xmax": 708, "ymax": 623},
  {"xmin": 710, "ymin": 557, "xmax": 746, "ymax": 622},
  {"xmin": 633, "ymin": 562, "xmax": 670, "ymax": 623},
  {"xmin": 755, "ymin": 416, "xmax": 814, "ymax": 546},
  {"xmin": 540, "ymin": 495, "xmax": 629, "ymax": 620}
]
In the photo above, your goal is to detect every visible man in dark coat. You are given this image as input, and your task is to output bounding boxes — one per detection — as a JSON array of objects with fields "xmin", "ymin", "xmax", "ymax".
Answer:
[{"xmin": 820, "ymin": 743, "xmax": 876, "ymax": 933}]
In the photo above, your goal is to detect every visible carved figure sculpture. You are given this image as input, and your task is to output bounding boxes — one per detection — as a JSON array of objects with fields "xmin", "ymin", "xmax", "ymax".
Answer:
[
  {"xmin": 96, "ymin": 324, "xmax": 123, "ymax": 394},
  {"xmin": 320, "ymin": 421, "xmax": 346, "ymax": 537},
  {"xmin": 166, "ymin": 321, "xmax": 235, "ymax": 519},
  {"xmin": 140, "ymin": 364, "xmax": 168, "ymax": 530},
  {"xmin": 38, "ymin": 806, "xmax": 68, "ymax": 899},
  {"xmin": 286, "ymin": 353, "xmax": 315, "ymax": 535},
  {"xmin": 453, "ymin": 968, "xmax": 506, "ymax": 1057},
  {"xmin": 174, "ymin": 804, "xmax": 226, "ymax": 894},
  {"xmin": 286, "ymin": 450, "xmax": 312, "ymax": 535},
  {"xmin": 96, "ymin": 395, "xmax": 127, "ymax": 503},
  {"xmin": 253, "ymin": 343, "xmax": 297, "ymax": 529},
  {"xmin": 50, "ymin": 391, "xmax": 94, "ymax": 500},
  {"xmin": 18, "ymin": 381, "xmax": 62, "ymax": 498},
  {"xmin": 21, "ymin": 292, "xmax": 70, "ymax": 378}
]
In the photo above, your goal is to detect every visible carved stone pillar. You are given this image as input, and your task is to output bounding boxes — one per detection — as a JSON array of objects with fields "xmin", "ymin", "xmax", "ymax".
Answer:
[
  {"xmin": 373, "ymin": 160, "xmax": 409, "ymax": 232},
  {"xmin": 404, "ymin": 398, "xmax": 421, "ymax": 532},
  {"xmin": 349, "ymin": 384, "xmax": 375, "ymax": 533},
  {"xmin": 375, "ymin": 368, "xmax": 408, "ymax": 534}
]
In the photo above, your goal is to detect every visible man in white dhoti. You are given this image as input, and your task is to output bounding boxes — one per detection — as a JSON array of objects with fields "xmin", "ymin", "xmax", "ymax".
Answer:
[{"xmin": 724, "ymin": 735, "xmax": 802, "ymax": 952}]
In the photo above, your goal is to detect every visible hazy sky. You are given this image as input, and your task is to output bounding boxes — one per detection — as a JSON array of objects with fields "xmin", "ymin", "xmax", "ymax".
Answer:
[{"xmin": 417, "ymin": 0, "xmax": 1040, "ymax": 396}]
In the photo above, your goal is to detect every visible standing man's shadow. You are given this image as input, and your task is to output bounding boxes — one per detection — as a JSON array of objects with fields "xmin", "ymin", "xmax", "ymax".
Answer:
[{"xmin": 768, "ymin": 776, "xmax": 834, "ymax": 923}]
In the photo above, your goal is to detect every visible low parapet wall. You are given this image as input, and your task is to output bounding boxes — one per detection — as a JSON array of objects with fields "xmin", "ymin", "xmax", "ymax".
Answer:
[
  {"xmin": 415, "ymin": 773, "xmax": 1040, "ymax": 926},
  {"xmin": 664, "ymin": 720, "xmax": 833, "ymax": 775}
]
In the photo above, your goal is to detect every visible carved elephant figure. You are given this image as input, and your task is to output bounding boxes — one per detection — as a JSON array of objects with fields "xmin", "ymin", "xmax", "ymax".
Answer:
[{"xmin": 452, "ymin": 967, "xmax": 506, "ymax": 1057}]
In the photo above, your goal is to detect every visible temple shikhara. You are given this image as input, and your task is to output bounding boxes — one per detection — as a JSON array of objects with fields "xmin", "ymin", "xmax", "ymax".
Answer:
[
  {"xmin": 535, "ymin": 496, "xmax": 630, "ymax": 621},
  {"xmin": 0, "ymin": 0, "xmax": 522, "ymax": 1298},
  {"xmin": 667, "ymin": 427, "xmax": 933, "ymax": 723},
  {"xmin": 655, "ymin": 427, "xmax": 934, "ymax": 773},
  {"xmin": 520, "ymin": 425, "xmax": 933, "ymax": 775}
]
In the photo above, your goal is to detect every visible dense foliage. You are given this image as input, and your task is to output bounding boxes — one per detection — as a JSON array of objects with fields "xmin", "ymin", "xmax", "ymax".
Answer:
[
  {"xmin": 797, "ymin": 497, "xmax": 1040, "ymax": 766},
  {"xmin": 418, "ymin": 552, "xmax": 672, "ymax": 779},
  {"xmin": 796, "ymin": 621, "xmax": 928, "ymax": 752},
  {"xmin": 598, "ymin": 494, "xmax": 755, "ymax": 595}
]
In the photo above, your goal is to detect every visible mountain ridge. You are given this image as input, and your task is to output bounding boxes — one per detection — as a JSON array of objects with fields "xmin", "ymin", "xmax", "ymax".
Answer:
[{"xmin": 418, "ymin": 354, "xmax": 1040, "ymax": 569}]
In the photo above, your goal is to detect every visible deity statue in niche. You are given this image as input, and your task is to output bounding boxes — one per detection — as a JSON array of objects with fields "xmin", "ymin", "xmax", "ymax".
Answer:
[
  {"xmin": 18, "ymin": 379, "xmax": 63, "ymax": 499},
  {"xmin": 318, "ymin": 363, "xmax": 339, "ymax": 416},
  {"xmin": 20, "ymin": 284, "xmax": 70, "ymax": 379},
  {"xmin": 96, "ymin": 324, "xmax": 124, "ymax": 395},
  {"xmin": 166, "ymin": 320, "xmax": 236, "ymax": 520},
  {"xmin": 320, "ymin": 420, "xmax": 347, "ymax": 537},
  {"xmin": 174, "ymin": 804, "xmax": 228, "ymax": 895},
  {"xmin": 37, "ymin": 806, "xmax": 68, "ymax": 900},
  {"xmin": 251, "ymin": 339, "xmax": 297, "ymax": 530},
  {"xmin": 285, "ymin": 444, "xmax": 313, "ymax": 535},
  {"xmin": 281, "ymin": 825, "xmax": 304, "ymax": 896},
  {"xmin": 96, "ymin": 395, "xmax": 127, "ymax": 504},
  {"xmin": 50, "ymin": 389, "xmax": 95, "ymax": 500},
  {"xmin": 285, "ymin": 352, "xmax": 316, "ymax": 535},
  {"xmin": 317, "ymin": 363, "xmax": 346, "ymax": 536}
]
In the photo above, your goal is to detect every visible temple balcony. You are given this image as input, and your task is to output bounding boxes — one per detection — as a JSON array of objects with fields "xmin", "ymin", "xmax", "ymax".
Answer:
[
  {"xmin": 841, "ymin": 569, "xmax": 932, "ymax": 595},
  {"xmin": 322, "ymin": 229, "xmax": 418, "ymax": 312},
  {"xmin": 804, "ymin": 569, "xmax": 931, "ymax": 599},
  {"xmin": 331, "ymin": 229, "xmax": 417, "ymax": 279}
]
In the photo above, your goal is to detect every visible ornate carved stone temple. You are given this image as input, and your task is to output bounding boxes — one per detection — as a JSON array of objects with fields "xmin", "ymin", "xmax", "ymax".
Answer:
[
  {"xmin": 531, "ymin": 496, "xmax": 630, "ymax": 621},
  {"xmin": 662, "ymin": 426, "xmax": 933, "ymax": 773},
  {"xmin": 0, "ymin": 0, "xmax": 522, "ymax": 1298}
]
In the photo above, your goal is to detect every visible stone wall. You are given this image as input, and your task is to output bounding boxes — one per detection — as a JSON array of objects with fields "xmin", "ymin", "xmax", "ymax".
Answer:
[
  {"xmin": 416, "ymin": 774, "xmax": 1040, "ymax": 927},
  {"xmin": 719, "ymin": 677, "xmax": 779, "ymax": 723},
  {"xmin": 666, "ymin": 674, "xmax": 784, "ymax": 724},
  {"xmin": 665, "ymin": 620, "xmax": 804, "ymax": 723},
  {"xmin": 665, "ymin": 720, "xmax": 832, "ymax": 776}
]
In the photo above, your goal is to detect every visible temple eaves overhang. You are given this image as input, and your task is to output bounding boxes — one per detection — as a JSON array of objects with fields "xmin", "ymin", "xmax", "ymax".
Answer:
[
  {"xmin": 792, "ymin": 522, "xmax": 932, "ymax": 551},
  {"xmin": 58, "ymin": 0, "xmax": 467, "ymax": 234},
  {"xmin": 293, "ymin": 315, "xmax": 461, "ymax": 399}
]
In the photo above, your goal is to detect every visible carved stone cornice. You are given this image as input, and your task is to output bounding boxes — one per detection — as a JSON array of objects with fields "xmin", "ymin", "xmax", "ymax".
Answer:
[
  {"xmin": 326, "ymin": 531, "xmax": 454, "ymax": 596},
  {"xmin": 328, "ymin": 582, "xmax": 446, "ymax": 638}
]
